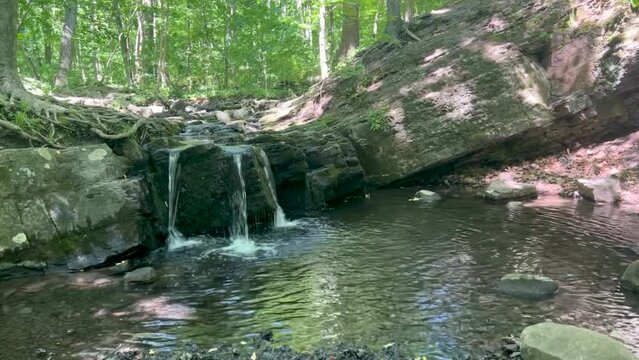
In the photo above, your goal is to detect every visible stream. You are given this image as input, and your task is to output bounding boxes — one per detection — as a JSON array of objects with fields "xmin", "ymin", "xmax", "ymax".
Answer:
[{"xmin": 1, "ymin": 189, "xmax": 638, "ymax": 359}]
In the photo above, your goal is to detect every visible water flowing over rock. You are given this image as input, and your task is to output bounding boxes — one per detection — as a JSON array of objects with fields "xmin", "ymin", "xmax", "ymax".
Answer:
[
  {"xmin": 577, "ymin": 177, "xmax": 623, "ymax": 203},
  {"xmin": 498, "ymin": 274, "xmax": 558, "ymax": 299},
  {"xmin": 520, "ymin": 323, "xmax": 637, "ymax": 360},
  {"xmin": 147, "ymin": 142, "xmax": 276, "ymax": 237},
  {"xmin": 0, "ymin": 145, "xmax": 156, "ymax": 271},
  {"xmin": 621, "ymin": 260, "xmax": 639, "ymax": 292}
]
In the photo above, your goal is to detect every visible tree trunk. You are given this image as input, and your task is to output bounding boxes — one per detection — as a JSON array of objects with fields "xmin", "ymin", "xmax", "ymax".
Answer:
[
  {"xmin": 113, "ymin": 0, "xmax": 134, "ymax": 86},
  {"xmin": 335, "ymin": 1, "xmax": 360, "ymax": 61},
  {"xmin": 156, "ymin": 0, "xmax": 169, "ymax": 87},
  {"xmin": 318, "ymin": 0, "xmax": 329, "ymax": 80},
  {"xmin": 135, "ymin": 2, "xmax": 144, "ymax": 84},
  {"xmin": 403, "ymin": 0, "xmax": 414, "ymax": 22},
  {"xmin": 385, "ymin": 0, "xmax": 402, "ymax": 38},
  {"xmin": 223, "ymin": 1, "xmax": 235, "ymax": 89},
  {"xmin": 90, "ymin": 0, "xmax": 102, "ymax": 82},
  {"xmin": 0, "ymin": 0, "xmax": 23, "ymax": 93},
  {"xmin": 54, "ymin": 0, "xmax": 78, "ymax": 88}
]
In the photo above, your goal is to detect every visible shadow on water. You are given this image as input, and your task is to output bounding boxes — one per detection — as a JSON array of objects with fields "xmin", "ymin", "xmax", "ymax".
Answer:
[{"xmin": 1, "ymin": 189, "xmax": 639, "ymax": 359}]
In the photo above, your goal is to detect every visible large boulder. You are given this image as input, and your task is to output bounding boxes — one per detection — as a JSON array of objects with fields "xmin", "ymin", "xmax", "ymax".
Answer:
[
  {"xmin": 577, "ymin": 177, "xmax": 623, "ymax": 203},
  {"xmin": 621, "ymin": 260, "xmax": 639, "ymax": 292},
  {"xmin": 520, "ymin": 323, "xmax": 637, "ymax": 360},
  {"xmin": 498, "ymin": 274, "xmax": 558, "ymax": 299},
  {"xmin": 482, "ymin": 180, "xmax": 538, "ymax": 201},
  {"xmin": 270, "ymin": 0, "xmax": 639, "ymax": 187},
  {"xmin": 0, "ymin": 145, "xmax": 156, "ymax": 272},
  {"xmin": 147, "ymin": 143, "xmax": 276, "ymax": 236}
]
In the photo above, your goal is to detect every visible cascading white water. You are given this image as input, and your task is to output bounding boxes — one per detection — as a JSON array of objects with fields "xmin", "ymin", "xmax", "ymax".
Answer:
[
  {"xmin": 167, "ymin": 149, "xmax": 200, "ymax": 250},
  {"xmin": 257, "ymin": 149, "xmax": 296, "ymax": 228},
  {"xmin": 222, "ymin": 152, "xmax": 261, "ymax": 255}
]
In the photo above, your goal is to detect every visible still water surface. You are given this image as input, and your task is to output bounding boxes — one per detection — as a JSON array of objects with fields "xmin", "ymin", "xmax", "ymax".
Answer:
[{"xmin": 1, "ymin": 189, "xmax": 639, "ymax": 359}]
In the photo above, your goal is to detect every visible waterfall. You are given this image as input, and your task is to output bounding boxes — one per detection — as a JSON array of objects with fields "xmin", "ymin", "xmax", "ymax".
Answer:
[
  {"xmin": 230, "ymin": 153, "xmax": 249, "ymax": 240},
  {"xmin": 223, "ymin": 151, "xmax": 260, "ymax": 256},
  {"xmin": 258, "ymin": 149, "xmax": 296, "ymax": 228},
  {"xmin": 167, "ymin": 149, "xmax": 200, "ymax": 250}
]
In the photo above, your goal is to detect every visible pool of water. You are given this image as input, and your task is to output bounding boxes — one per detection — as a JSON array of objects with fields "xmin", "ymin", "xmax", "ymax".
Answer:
[{"xmin": 1, "ymin": 189, "xmax": 639, "ymax": 359}]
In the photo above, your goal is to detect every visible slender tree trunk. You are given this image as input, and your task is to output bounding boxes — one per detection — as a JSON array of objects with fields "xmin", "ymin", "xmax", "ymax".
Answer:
[
  {"xmin": 156, "ymin": 0, "xmax": 169, "ymax": 87},
  {"xmin": 54, "ymin": 0, "xmax": 79, "ymax": 88},
  {"xmin": 144, "ymin": 0, "xmax": 155, "ymax": 78},
  {"xmin": 403, "ymin": 0, "xmax": 415, "ymax": 22},
  {"xmin": 135, "ymin": 3, "xmax": 144, "ymax": 84},
  {"xmin": 335, "ymin": 1, "xmax": 360, "ymax": 61},
  {"xmin": 90, "ymin": 0, "xmax": 102, "ymax": 82},
  {"xmin": 113, "ymin": 0, "xmax": 134, "ymax": 86},
  {"xmin": 76, "ymin": 42, "xmax": 87, "ymax": 84},
  {"xmin": 223, "ymin": 1, "xmax": 235, "ymax": 89},
  {"xmin": 318, "ymin": 0, "xmax": 329, "ymax": 80},
  {"xmin": 385, "ymin": 0, "xmax": 402, "ymax": 38}
]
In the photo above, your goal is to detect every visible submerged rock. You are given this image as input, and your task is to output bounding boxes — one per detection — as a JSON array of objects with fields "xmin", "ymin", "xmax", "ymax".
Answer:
[
  {"xmin": 520, "ymin": 323, "xmax": 637, "ymax": 360},
  {"xmin": 482, "ymin": 180, "xmax": 537, "ymax": 201},
  {"xmin": 621, "ymin": 260, "xmax": 639, "ymax": 292},
  {"xmin": 411, "ymin": 190, "xmax": 442, "ymax": 202},
  {"xmin": 577, "ymin": 177, "xmax": 622, "ymax": 203},
  {"xmin": 124, "ymin": 267, "xmax": 157, "ymax": 284},
  {"xmin": 498, "ymin": 274, "xmax": 558, "ymax": 299}
]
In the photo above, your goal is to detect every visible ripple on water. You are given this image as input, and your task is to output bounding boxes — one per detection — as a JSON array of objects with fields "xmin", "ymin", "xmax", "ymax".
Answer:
[{"xmin": 1, "ymin": 190, "xmax": 638, "ymax": 359}]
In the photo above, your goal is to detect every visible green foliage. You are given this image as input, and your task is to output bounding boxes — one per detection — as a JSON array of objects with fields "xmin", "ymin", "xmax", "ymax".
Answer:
[
  {"xmin": 15, "ymin": 0, "xmax": 454, "ymax": 98},
  {"xmin": 367, "ymin": 108, "xmax": 391, "ymax": 132},
  {"xmin": 631, "ymin": 0, "xmax": 639, "ymax": 7}
]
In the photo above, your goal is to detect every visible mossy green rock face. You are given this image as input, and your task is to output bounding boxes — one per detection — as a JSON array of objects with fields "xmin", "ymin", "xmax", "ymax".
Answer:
[
  {"xmin": 498, "ymin": 274, "xmax": 558, "ymax": 299},
  {"xmin": 621, "ymin": 260, "xmax": 639, "ymax": 292},
  {"xmin": 520, "ymin": 323, "xmax": 638, "ymax": 360},
  {"xmin": 0, "ymin": 145, "xmax": 156, "ymax": 273}
]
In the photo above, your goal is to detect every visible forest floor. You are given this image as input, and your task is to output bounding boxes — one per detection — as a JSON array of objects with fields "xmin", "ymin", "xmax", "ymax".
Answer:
[{"xmin": 448, "ymin": 130, "xmax": 639, "ymax": 214}]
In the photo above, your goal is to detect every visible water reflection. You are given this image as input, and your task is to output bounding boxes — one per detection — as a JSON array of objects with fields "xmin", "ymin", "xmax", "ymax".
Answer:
[{"xmin": 1, "ymin": 189, "xmax": 638, "ymax": 359}]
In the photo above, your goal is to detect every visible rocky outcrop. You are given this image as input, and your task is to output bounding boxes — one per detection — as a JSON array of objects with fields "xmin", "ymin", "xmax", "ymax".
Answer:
[
  {"xmin": 482, "ymin": 180, "xmax": 538, "ymax": 201},
  {"xmin": 577, "ymin": 177, "xmax": 623, "ymax": 203},
  {"xmin": 147, "ymin": 142, "xmax": 277, "ymax": 237},
  {"xmin": 621, "ymin": 260, "xmax": 639, "ymax": 292},
  {"xmin": 498, "ymin": 274, "xmax": 558, "ymax": 299},
  {"xmin": 0, "ymin": 145, "xmax": 156, "ymax": 272},
  {"xmin": 520, "ymin": 323, "xmax": 637, "ymax": 360},
  {"xmin": 266, "ymin": 0, "xmax": 639, "ymax": 188}
]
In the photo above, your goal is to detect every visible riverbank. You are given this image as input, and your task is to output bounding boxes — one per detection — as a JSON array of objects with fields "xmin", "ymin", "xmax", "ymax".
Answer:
[{"xmin": 106, "ymin": 338, "xmax": 521, "ymax": 360}]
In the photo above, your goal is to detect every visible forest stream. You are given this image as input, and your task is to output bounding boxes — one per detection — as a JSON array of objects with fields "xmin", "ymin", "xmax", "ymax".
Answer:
[{"xmin": 2, "ymin": 190, "xmax": 639, "ymax": 359}]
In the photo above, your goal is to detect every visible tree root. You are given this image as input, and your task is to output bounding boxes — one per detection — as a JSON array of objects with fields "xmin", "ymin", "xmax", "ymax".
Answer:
[{"xmin": 0, "ymin": 90, "xmax": 176, "ymax": 148}]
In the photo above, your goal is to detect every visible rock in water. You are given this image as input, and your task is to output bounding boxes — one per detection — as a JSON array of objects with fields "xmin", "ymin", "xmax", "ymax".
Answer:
[
  {"xmin": 482, "ymin": 180, "xmax": 537, "ymax": 201},
  {"xmin": 170, "ymin": 99, "xmax": 187, "ymax": 112},
  {"xmin": 520, "ymin": 323, "xmax": 637, "ymax": 360},
  {"xmin": 124, "ymin": 267, "xmax": 157, "ymax": 284},
  {"xmin": 577, "ymin": 177, "xmax": 622, "ymax": 203},
  {"xmin": 412, "ymin": 190, "xmax": 442, "ymax": 202},
  {"xmin": 621, "ymin": 260, "xmax": 639, "ymax": 292},
  {"xmin": 498, "ymin": 274, "xmax": 558, "ymax": 299}
]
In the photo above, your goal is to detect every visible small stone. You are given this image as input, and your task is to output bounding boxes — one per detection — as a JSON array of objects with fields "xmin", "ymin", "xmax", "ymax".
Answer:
[
  {"xmin": 498, "ymin": 273, "xmax": 558, "ymax": 299},
  {"xmin": 170, "ymin": 99, "xmax": 187, "ymax": 112},
  {"xmin": 411, "ymin": 190, "xmax": 442, "ymax": 202},
  {"xmin": 577, "ymin": 177, "xmax": 622, "ymax": 203},
  {"xmin": 621, "ymin": 260, "xmax": 639, "ymax": 292},
  {"xmin": 123, "ymin": 267, "xmax": 157, "ymax": 284},
  {"xmin": 507, "ymin": 201, "xmax": 523, "ymax": 210}
]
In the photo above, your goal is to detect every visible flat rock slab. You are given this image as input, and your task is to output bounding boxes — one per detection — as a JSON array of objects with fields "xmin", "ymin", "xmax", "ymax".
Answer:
[
  {"xmin": 520, "ymin": 323, "xmax": 637, "ymax": 360},
  {"xmin": 124, "ymin": 267, "xmax": 157, "ymax": 284},
  {"xmin": 482, "ymin": 180, "xmax": 538, "ymax": 201},
  {"xmin": 498, "ymin": 273, "xmax": 558, "ymax": 299}
]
